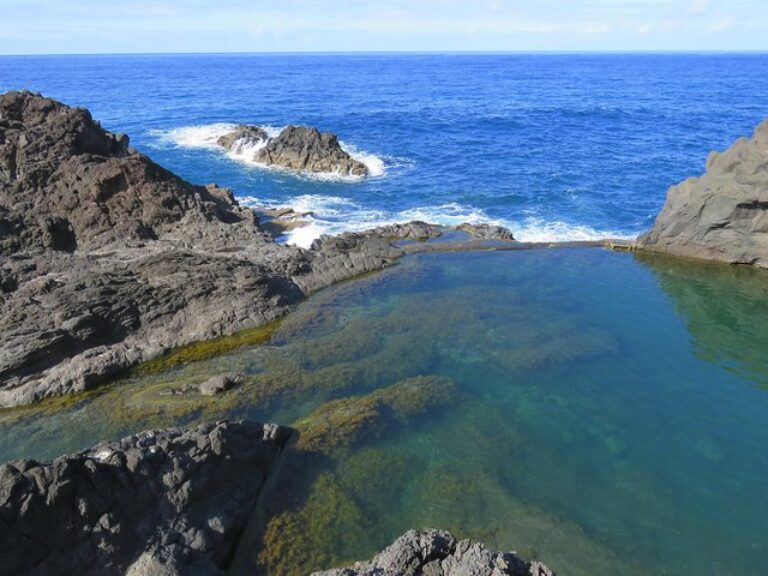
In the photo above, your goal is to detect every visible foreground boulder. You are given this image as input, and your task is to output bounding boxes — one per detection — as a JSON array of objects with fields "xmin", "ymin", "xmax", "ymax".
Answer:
[
  {"xmin": 637, "ymin": 119, "xmax": 768, "ymax": 267},
  {"xmin": 311, "ymin": 529, "xmax": 555, "ymax": 576},
  {"xmin": 218, "ymin": 124, "xmax": 369, "ymax": 177},
  {"xmin": 0, "ymin": 420, "xmax": 291, "ymax": 576}
]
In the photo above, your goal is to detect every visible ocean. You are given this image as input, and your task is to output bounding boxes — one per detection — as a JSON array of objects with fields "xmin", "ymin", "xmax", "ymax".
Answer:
[{"xmin": 2, "ymin": 53, "xmax": 768, "ymax": 246}]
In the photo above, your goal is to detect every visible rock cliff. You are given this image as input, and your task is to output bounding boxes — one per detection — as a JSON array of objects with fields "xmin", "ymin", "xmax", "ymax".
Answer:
[
  {"xmin": 638, "ymin": 119, "xmax": 768, "ymax": 267},
  {"xmin": 0, "ymin": 91, "xmax": 514, "ymax": 408}
]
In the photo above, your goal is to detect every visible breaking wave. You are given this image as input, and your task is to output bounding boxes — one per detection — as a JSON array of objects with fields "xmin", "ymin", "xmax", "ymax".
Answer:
[
  {"xmin": 237, "ymin": 195, "xmax": 637, "ymax": 249},
  {"xmin": 150, "ymin": 123, "xmax": 386, "ymax": 181}
]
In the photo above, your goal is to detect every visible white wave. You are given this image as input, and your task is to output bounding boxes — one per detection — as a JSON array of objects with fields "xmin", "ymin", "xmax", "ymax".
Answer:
[
  {"xmin": 511, "ymin": 217, "xmax": 637, "ymax": 243},
  {"xmin": 242, "ymin": 195, "xmax": 638, "ymax": 249},
  {"xmin": 151, "ymin": 123, "xmax": 387, "ymax": 181}
]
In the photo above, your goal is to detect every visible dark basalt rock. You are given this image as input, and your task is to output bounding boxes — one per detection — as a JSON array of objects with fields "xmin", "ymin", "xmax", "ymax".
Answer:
[
  {"xmin": 0, "ymin": 91, "xmax": 261, "ymax": 254},
  {"xmin": 216, "ymin": 124, "xmax": 268, "ymax": 152},
  {"xmin": 0, "ymin": 420, "xmax": 291, "ymax": 576},
  {"xmin": 221, "ymin": 124, "xmax": 369, "ymax": 177},
  {"xmin": 459, "ymin": 222, "xmax": 516, "ymax": 241},
  {"xmin": 310, "ymin": 529, "xmax": 555, "ymax": 576},
  {"xmin": 637, "ymin": 118, "xmax": 768, "ymax": 267},
  {"xmin": 371, "ymin": 221, "xmax": 447, "ymax": 241}
]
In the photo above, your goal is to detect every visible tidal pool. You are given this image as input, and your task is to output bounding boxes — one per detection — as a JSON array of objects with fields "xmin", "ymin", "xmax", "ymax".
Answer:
[{"xmin": 2, "ymin": 248, "xmax": 768, "ymax": 576}]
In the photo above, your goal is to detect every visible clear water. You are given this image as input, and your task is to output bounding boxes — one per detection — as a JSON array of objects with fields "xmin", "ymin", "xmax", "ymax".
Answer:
[
  {"xmin": 2, "ymin": 248, "xmax": 767, "ymax": 576},
  {"xmin": 2, "ymin": 54, "xmax": 768, "ymax": 244}
]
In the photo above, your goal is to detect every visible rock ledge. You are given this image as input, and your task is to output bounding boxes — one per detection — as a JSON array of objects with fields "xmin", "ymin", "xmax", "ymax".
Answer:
[{"xmin": 311, "ymin": 529, "xmax": 555, "ymax": 576}]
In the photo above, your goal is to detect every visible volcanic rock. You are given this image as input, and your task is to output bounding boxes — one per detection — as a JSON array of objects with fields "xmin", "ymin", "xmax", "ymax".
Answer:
[{"xmin": 638, "ymin": 118, "xmax": 768, "ymax": 267}]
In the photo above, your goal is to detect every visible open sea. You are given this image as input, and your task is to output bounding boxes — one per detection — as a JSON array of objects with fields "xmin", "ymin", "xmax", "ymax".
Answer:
[{"xmin": 2, "ymin": 53, "xmax": 768, "ymax": 245}]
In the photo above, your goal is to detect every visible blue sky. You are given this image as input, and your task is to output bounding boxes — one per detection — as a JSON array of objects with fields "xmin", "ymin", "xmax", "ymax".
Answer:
[{"xmin": 0, "ymin": 0, "xmax": 766, "ymax": 54}]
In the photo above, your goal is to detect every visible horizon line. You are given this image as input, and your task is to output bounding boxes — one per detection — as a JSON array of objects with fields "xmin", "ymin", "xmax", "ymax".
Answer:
[{"xmin": 2, "ymin": 49, "xmax": 768, "ymax": 58}]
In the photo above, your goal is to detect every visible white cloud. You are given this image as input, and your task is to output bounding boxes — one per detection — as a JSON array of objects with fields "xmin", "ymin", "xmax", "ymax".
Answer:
[
  {"xmin": 688, "ymin": 0, "xmax": 709, "ymax": 14},
  {"xmin": 707, "ymin": 17, "xmax": 734, "ymax": 31}
]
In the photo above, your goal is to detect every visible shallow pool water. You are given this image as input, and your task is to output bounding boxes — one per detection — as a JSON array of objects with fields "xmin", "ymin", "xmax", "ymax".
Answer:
[{"xmin": 2, "ymin": 248, "xmax": 768, "ymax": 576}]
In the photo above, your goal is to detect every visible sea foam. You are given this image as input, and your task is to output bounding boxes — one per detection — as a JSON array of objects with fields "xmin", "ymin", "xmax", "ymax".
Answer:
[
  {"xmin": 239, "ymin": 195, "xmax": 637, "ymax": 249},
  {"xmin": 151, "ymin": 123, "xmax": 386, "ymax": 181}
]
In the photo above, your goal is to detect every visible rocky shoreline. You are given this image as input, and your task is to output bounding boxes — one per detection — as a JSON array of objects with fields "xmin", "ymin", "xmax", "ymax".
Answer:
[{"xmin": 0, "ymin": 91, "xmax": 516, "ymax": 409}]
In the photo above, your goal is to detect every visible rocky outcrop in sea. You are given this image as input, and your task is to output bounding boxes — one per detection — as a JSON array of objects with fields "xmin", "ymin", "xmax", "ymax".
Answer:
[
  {"xmin": 638, "ymin": 118, "xmax": 768, "ymax": 267},
  {"xmin": 217, "ymin": 124, "xmax": 369, "ymax": 177},
  {"xmin": 0, "ymin": 420, "xmax": 290, "ymax": 576},
  {"xmin": 310, "ymin": 529, "xmax": 555, "ymax": 576}
]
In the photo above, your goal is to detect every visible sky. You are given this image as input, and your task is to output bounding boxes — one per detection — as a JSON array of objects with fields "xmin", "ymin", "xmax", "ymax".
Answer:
[{"xmin": 0, "ymin": 0, "xmax": 767, "ymax": 55}]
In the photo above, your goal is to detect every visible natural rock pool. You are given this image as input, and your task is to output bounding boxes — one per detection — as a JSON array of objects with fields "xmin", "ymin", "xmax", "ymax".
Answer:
[{"xmin": 2, "ymin": 248, "xmax": 767, "ymax": 576}]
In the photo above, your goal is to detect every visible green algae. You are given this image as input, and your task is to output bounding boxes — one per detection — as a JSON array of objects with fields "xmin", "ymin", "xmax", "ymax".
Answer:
[
  {"xmin": 0, "ymin": 388, "xmax": 102, "ymax": 426},
  {"xmin": 294, "ymin": 375, "xmax": 458, "ymax": 457},
  {"xmin": 136, "ymin": 318, "xmax": 282, "ymax": 375},
  {"xmin": 258, "ymin": 472, "xmax": 370, "ymax": 576}
]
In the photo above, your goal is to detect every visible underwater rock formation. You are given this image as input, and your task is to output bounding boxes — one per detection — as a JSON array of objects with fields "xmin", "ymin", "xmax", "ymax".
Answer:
[
  {"xmin": 217, "ymin": 124, "xmax": 369, "ymax": 177},
  {"xmin": 310, "ymin": 529, "xmax": 555, "ymax": 576},
  {"xmin": 638, "ymin": 118, "xmax": 768, "ymax": 267},
  {"xmin": 0, "ymin": 420, "xmax": 290, "ymax": 576},
  {"xmin": 294, "ymin": 375, "xmax": 459, "ymax": 457}
]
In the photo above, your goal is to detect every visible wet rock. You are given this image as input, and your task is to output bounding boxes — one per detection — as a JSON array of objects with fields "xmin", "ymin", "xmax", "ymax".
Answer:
[
  {"xmin": 0, "ymin": 420, "xmax": 291, "ymax": 576},
  {"xmin": 310, "ymin": 529, "xmax": 556, "ymax": 576},
  {"xmin": 458, "ymin": 222, "xmax": 516, "ymax": 241},
  {"xmin": 638, "ymin": 118, "xmax": 768, "ymax": 267},
  {"xmin": 199, "ymin": 372, "xmax": 243, "ymax": 396},
  {"xmin": 372, "ymin": 221, "xmax": 446, "ymax": 241},
  {"xmin": 254, "ymin": 125, "xmax": 369, "ymax": 177},
  {"xmin": 216, "ymin": 124, "xmax": 268, "ymax": 152}
]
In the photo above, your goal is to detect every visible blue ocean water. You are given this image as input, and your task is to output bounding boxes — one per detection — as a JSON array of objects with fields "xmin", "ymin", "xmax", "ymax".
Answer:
[{"xmin": 2, "ymin": 53, "xmax": 768, "ymax": 245}]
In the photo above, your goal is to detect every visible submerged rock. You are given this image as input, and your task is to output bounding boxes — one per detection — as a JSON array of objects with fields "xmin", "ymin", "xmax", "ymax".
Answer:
[
  {"xmin": 216, "ymin": 124, "xmax": 369, "ymax": 177},
  {"xmin": 294, "ymin": 375, "xmax": 458, "ymax": 457},
  {"xmin": 310, "ymin": 529, "xmax": 555, "ymax": 576},
  {"xmin": 199, "ymin": 372, "xmax": 243, "ymax": 396},
  {"xmin": 0, "ymin": 420, "xmax": 291, "ymax": 576},
  {"xmin": 638, "ymin": 118, "xmax": 768, "ymax": 267}
]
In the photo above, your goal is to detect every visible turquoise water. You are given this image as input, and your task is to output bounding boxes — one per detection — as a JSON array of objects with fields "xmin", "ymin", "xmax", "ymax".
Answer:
[{"xmin": 1, "ymin": 248, "xmax": 768, "ymax": 575}]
